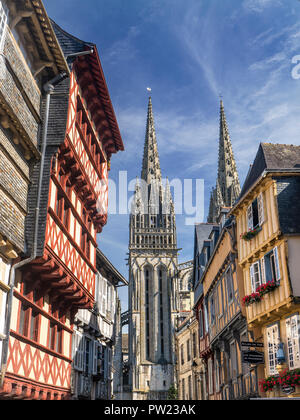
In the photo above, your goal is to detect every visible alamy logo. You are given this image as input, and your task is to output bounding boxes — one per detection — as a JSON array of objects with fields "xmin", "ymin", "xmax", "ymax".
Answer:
[{"xmin": 291, "ymin": 55, "xmax": 300, "ymax": 80}]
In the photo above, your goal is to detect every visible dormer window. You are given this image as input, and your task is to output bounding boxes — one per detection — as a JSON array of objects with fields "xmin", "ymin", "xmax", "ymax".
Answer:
[{"xmin": 247, "ymin": 192, "xmax": 264, "ymax": 230}]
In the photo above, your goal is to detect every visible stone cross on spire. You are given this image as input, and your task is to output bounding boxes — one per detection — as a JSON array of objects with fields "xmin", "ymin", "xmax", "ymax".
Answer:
[
  {"xmin": 141, "ymin": 96, "xmax": 162, "ymax": 185},
  {"xmin": 208, "ymin": 100, "xmax": 241, "ymax": 223}
]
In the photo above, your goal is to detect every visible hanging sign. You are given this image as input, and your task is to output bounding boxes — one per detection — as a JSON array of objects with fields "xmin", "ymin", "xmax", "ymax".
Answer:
[
  {"xmin": 241, "ymin": 341, "xmax": 264, "ymax": 348},
  {"xmin": 242, "ymin": 350, "xmax": 265, "ymax": 364}
]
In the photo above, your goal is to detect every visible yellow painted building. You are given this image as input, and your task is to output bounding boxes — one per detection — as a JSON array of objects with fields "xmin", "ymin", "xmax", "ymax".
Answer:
[
  {"xmin": 231, "ymin": 143, "xmax": 300, "ymax": 398},
  {"xmin": 175, "ymin": 314, "xmax": 200, "ymax": 400}
]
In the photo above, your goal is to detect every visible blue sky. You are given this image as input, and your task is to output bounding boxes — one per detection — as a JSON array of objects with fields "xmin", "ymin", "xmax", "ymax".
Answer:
[{"xmin": 44, "ymin": 0, "xmax": 300, "ymax": 311}]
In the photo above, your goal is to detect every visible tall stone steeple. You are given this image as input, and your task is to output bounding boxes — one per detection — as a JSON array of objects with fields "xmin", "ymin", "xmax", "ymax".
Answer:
[
  {"xmin": 141, "ymin": 97, "xmax": 162, "ymax": 184},
  {"xmin": 208, "ymin": 100, "xmax": 241, "ymax": 223},
  {"xmin": 128, "ymin": 96, "xmax": 179, "ymax": 401}
]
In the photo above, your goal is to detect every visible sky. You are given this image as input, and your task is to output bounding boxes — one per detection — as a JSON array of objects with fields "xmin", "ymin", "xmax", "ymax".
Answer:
[{"xmin": 44, "ymin": 0, "xmax": 300, "ymax": 312}]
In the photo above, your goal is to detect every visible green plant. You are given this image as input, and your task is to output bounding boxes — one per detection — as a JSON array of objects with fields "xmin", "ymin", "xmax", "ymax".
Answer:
[
  {"xmin": 241, "ymin": 226, "xmax": 262, "ymax": 241},
  {"xmin": 167, "ymin": 384, "xmax": 178, "ymax": 400}
]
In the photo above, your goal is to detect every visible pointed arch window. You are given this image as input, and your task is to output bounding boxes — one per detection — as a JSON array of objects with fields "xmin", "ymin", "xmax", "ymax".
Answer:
[{"xmin": 145, "ymin": 267, "xmax": 151, "ymax": 360}]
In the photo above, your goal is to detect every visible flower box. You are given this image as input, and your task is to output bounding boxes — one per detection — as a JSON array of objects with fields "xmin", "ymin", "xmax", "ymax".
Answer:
[
  {"xmin": 241, "ymin": 226, "xmax": 262, "ymax": 241},
  {"xmin": 242, "ymin": 280, "xmax": 278, "ymax": 307},
  {"xmin": 259, "ymin": 368, "xmax": 300, "ymax": 395}
]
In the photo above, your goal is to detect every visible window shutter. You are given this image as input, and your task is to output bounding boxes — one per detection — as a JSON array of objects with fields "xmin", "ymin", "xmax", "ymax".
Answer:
[
  {"xmin": 247, "ymin": 205, "xmax": 253, "ymax": 230},
  {"xmin": 260, "ymin": 257, "xmax": 266, "ymax": 285},
  {"xmin": 250, "ymin": 264, "xmax": 255, "ymax": 293},
  {"xmin": 78, "ymin": 334, "xmax": 84, "ymax": 372},
  {"xmin": 102, "ymin": 278, "xmax": 107, "ymax": 316},
  {"xmin": 258, "ymin": 193, "xmax": 265, "ymax": 226},
  {"xmin": 74, "ymin": 331, "xmax": 84, "ymax": 371},
  {"xmin": 93, "ymin": 340, "xmax": 98, "ymax": 375},
  {"xmin": 273, "ymin": 246, "xmax": 281, "ymax": 282}
]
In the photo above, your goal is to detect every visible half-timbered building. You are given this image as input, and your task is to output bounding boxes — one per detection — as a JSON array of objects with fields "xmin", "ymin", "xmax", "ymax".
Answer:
[
  {"xmin": 231, "ymin": 143, "xmax": 300, "ymax": 398},
  {"xmin": 202, "ymin": 213, "xmax": 259, "ymax": 400},
  {"xmin": 193, "ymin": 223, "xmax": 217, "ymax": 400},
  {"xmin": 71, "ymin": 249, "xmax": 127, "ymax": 400},
  {"xmin": 0, "ymin": 0, "xmax": 69, "ymax": 399},
  {"xmin": 0, "ymin": 17, "xmax": 124, "ymax": 400}
]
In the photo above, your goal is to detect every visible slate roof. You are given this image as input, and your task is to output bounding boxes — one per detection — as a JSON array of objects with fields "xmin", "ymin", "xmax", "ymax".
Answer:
[
  {"xmin": 238, "ymin": 142, "xmax": 300, "ymax": 236},
  {"xmin": 241, "ymin": 143, "xmax": 300, "ymax": 197},
  {"xmin": 194, "ymin": 223, "xmax": 217, "ymax": 256},
  {"xmin": 51, "ymin": 19, "xmax": 124, "ymax": 153}
]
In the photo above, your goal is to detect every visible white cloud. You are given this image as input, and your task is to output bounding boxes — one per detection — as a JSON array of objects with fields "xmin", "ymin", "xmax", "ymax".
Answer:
[{"xmin": 243, "ymin": 0, "xmax": 282, "ymax": 13}]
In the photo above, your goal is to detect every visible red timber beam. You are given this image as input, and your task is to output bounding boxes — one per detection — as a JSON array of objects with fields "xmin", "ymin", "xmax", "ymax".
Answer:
[
  {"xmin": 24, "ymin": 250, "xmax": 94, "ymax": 311},
  {"xmin": 74, "ymin": 56, "xmax": 124, "ymax": 154},
  {"xmin": 0, "ymin": 377, "xmax": 70, "ymax": 400},
  {"xmin": 57, "ymin": 139, "xmax": 107, "ymax": 232}
]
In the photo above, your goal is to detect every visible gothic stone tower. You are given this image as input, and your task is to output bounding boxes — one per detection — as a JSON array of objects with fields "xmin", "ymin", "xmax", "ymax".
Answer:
[
  {"xmin": 128, "ymin": 97, "xmax": 179, "ymax": 400},
  {"xmin": 208, "ymin": 100, "xmax": 241, "ymax": 223}
]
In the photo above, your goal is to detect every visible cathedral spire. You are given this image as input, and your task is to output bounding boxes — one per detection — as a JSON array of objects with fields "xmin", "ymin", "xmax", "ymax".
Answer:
[
  {"xmin": 217, "ymin": 99, "xmax": 241, "ymax": 207},
  {"xmin": 208, "ymin": 100, "xmax": 241, "ymax": 223},
  {"xmin": 141, "ymin": 97, "xmax": 162, "ymax": 184}
]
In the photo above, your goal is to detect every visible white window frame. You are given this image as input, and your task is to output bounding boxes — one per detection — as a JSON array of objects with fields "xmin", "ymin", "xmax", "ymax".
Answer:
[
  {"xmin": 250, "ymin": 261, "xmax": 262, "ymax": 293},
  {"xmin": 257, "ymin": 192, "xmax": 265, "ymax": 226},
  {"xmin": 266, "ymin": 323, "xmax": 280, "ymax": 376},
  {"xmin": 247, "ymin": 193, "xmax": 265, "ymax": 231},
  {"xmin": 286, "ymin": 314, "xmax": 300, "ymax": 370},
  {"xmin": 261, "ymin": 246, "xmax": 281, "ymax": 285}
]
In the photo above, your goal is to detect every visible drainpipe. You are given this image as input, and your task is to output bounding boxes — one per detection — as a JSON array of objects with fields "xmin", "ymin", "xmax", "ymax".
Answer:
[{"xmin": 0, "ymin": 72, "xmax": 68, "ymax": 387}]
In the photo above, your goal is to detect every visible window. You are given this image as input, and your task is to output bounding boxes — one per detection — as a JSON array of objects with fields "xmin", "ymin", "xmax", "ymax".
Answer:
[
  {"xmin": 187, "ymin": 339, "xmax": 191, "ymax": 362},
  {"xmin": 30, "ymin": 310, "xmax": 39, "ymax": 342},
  {"xmin": 49, "ymin": 322, "xmax": 56, "ymax": 351},
  {"xmin": 215, "ymin": 360, "xmax": 220, "ymax": 393},
  {"xmin": 208, "ymin": 358, "xmax": 214, "ymax": 395},
  {"xmin": 159, "ymin": 269, "xmax": 164, "ymax": 357},
  {"xmin": 250, "ymin": 261, "xmax": 262, "ymax": 293},
  {"xmin": 226, "ymin": 269, "xmax": 234, "ymax": 303},
  {"xmin": 48, "ymin": 322, "xmax": 63, "ymax": 354},
  {"xmin": 230, "ymin": 341, "xmax": 238, "ymax": 379},
  {"xmin": 63, "ymin": 204, "xmax": 70, "ymax": 229},
  {"xmin": 210, "ymin": 295, "xmax": 215, "ymax": 325},
  {"xmin": 250, "ymin": 247, "xmax": 281, "ymax": 293},
  {"xmin": 73, "ymin": 331, "xmax": 84, "ymax": 371},
  {"xmin": 193, "ymin": 332, "xmax": 197, "ymax": 359},
  {"xmin": 199, "ymin": 310, "xmax": 203, "ymax": 339},
  {"xmin": 266, "ymin": 323, "xmax": 280, "ymax": 375},
  {"xmin": 56, "ymin": 194, "xmax": 64, "ymax": 220},
  {"xmin": 84, "ymin": 338, "xmax": 92, "ymax": 374},
  {"xmin": 188, "ymin": 375, "xmax": 192, "ymax": 400},
  {"xmin": 286, "ymin": 314, "xmax": 300, "ymax": 370},
  {"xmin": 145, "ymin": 268, "xmax": 151, "ymax": 360},
  {"xmin": 19, "ymin": 304, "xmax": 30, "ymax": 337},
  {"xmin": 264, "ymin": 247, "xmax": 281, "ymax": 284},
  {"xmin": 247, "ymin": 193, "xmax": 264, "ymax": 230},
  {"xmin": 0, "ymin": 2, "xmax": 7, "ymax": 52},
  {"xmin": 181, "ymin": 344, "xmax": 184, "ymax": 366},
  {"xmin": 182, "ymin": 378, "xmax": 185, "ymax": 400}
]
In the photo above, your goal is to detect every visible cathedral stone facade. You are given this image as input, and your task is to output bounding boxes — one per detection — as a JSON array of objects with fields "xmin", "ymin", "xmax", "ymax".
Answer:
[{"xmin": 128, "ymin": 97, "xmax": 179, "ymax": 400}]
